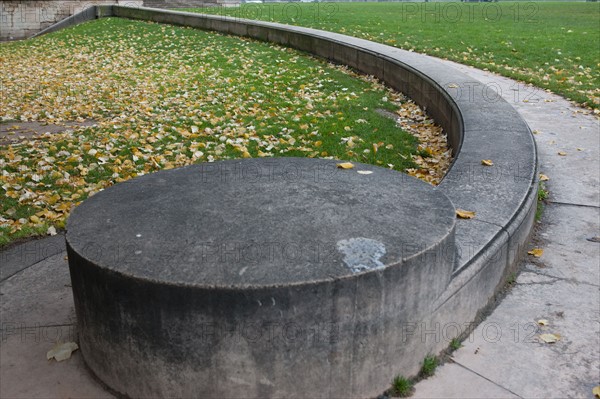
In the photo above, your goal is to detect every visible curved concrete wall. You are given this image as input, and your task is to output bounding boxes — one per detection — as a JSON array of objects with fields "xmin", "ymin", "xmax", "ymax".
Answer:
[{"xmin": 40, "ymin": 6, "xmax": 537, "ymax": 397}]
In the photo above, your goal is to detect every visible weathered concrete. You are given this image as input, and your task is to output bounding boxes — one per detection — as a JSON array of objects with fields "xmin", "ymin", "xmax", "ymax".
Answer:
[
  {"xmin": 66, "ymin": 158, "xmax": 456, "ymax": 398},
  {"xmin": 0, "ymin": 1, "xmax": 143, "ymax": 41},
  {"xmin": 413, "ymin": 59, "xmax": 600, "ymax": 399},
  {"xmin": 21, "ymin": 7, "xmax": 539, "ymax": 396}
]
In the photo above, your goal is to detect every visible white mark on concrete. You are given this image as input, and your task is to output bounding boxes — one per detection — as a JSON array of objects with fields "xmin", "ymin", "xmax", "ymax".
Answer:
[
  {"xmin": 271, "ymin": 297, "xmax": 276, "ymax": 307},
  {"xmin": 257, "ymin": 299, "xmax": 262, "ymax": 307},
  {"xmin": 134, "ymin": 250, "xmax": 142, "ymax": 255},
  {"xmin": 136, "ymin": 233, "xmax": 142, "ymax": 238},
  {"xmin": 239, "ymin": 266, "xmax": 248, "ymax": 276},
  {"xmin": 337, "ymin": 237, "xmax": 386, "ymax": 273}
]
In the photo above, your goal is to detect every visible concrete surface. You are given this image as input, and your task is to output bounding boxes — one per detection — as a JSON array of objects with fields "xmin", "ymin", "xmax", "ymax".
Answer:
[
  {"xmin": 413, "ymin": 60, "xmax": 600, "ymax": 399},
  {"xmin": 0, "ymin": 1, "xmax": 142, "ymax": 41},
  {"xmin": 65, "ymin": 158, "xmax": 457, "ymax": 398}
]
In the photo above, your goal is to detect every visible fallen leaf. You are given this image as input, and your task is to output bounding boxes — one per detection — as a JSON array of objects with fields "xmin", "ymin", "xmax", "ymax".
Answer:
[
  {"xmin": 47, "ymin": 342, "xmax": 79, "ymax": 361},
  {"xmin": 539, "ymin": 174, "xmax": 549, "ymax": 181},
  {"xmin": 528, "ymin": 248, "xmax": 544, "ymax": 257},
  {"xmin": 537, "ymin": 319, "xmax": 549, "ymax": 326},
  {"xmin": 47, "ymin": 226, "xmax": 57, "ymax": 236},
  {"xmin": 357, "ymin": 170, "xmax": 373, "ymax": 175},
  {"xmin": 592, "ymin": 386, "xmax": 600, "ymax": 398},
  {"xmin": 558, "ymin": 151, "xmax": 567, "ymax": 156},
  {"xmin": 586, "ymin": 236, "xmax": 600, "ymax": 243},
  {"xmin": 456, "ymin": 209, "xmax": 475, "ymax": 219},
  {"xmin": 336, "ymin": 162, "xmax": 355, "ymax": 169},
  {"xmin": 539, "ymin": 333, "xmax": 560, "ymax": 344},
  {"xmin": 481, "ymin": 159, "xmax": 493, "ymax": 166}
]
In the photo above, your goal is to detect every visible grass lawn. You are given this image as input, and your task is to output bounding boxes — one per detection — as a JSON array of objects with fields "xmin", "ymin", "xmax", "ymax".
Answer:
[
  {"xmin": 0, "ymin": 18, "xmax": 449, "ymax": 246},
  {"xmin": 189, "ymin": 1, "xmax": 600, "ymax": 109}
]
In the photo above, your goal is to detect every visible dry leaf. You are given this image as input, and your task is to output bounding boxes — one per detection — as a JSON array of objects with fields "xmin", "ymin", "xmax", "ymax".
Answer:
[
  {"xmin": 592, "ymin": 386, "xmax": 600, "ymax": 398},
  {"xmin": 456, "ymin": 209, "xmax": 475, "ymax": 219},
  {"xmin": 539, "ymin": 174, "xmax": 549, "ymax": 181},
  {"xmin": 357, "ymin": 170, "xmax": 373, "ymax": 175},
  {"xmin": 47, "ymin": 342, "xmax": 79, "ymax": 362},
  {"xmin": 528, "ymin": 248, "xmax": 544, "ymax": 257},
  {"xmin": 481, "ymin": 159, "xmax": 493, "ymax": 166},
  {"xmin": 539, "ymin": 333, "xmax": 560, "ymax": 344},
  {"xmin": 47, "ymin": 226, "xmax": 57, "ymax": 236},
  {"xmin": 336, "ymin": 162, "xmax": 355, "ymax": 169},
  {"xmin": 537, "ymin": 319, "xmax": 548, "ymax": 326},
  {"xmin": 558, "ymin": 151, "xmax": 567, "ymax": 156}
]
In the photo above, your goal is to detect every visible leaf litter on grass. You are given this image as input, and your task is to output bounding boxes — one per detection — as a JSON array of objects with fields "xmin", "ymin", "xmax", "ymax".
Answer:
[{"xmin": 0, "ymin": 18, "xmax": 451, "ymax": 244}]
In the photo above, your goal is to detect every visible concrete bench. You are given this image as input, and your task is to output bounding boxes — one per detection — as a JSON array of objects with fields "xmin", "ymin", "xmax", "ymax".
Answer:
[{"xmin": 58, "ymin": 6, "xmax": 537, "ymax": 398}]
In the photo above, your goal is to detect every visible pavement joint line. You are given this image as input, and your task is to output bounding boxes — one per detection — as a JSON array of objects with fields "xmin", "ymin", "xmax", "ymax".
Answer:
[
  {"xmin": 452, "ymin": 361, "xmax": 524, "ymax": 399},
  {"xmin": 0, "ymin": 250, "xmax": 67, "ymax": 284},
  {"xmin": 0, "ymin": 323, "xmax": 75, "ymax": 332},
  {"xmin": 547, "ymin": 201, "xmax": 600, "ymax": 209},
  {"xmin": 522, "ymin": 268, "xmax": 600, "ymax": 288}
]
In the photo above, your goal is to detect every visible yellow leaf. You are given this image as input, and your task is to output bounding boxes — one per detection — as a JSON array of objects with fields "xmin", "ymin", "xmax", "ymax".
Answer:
[
  {"xmin": 242, "ymin": 151, "xmax": 251, "ymax": 158},
  {"xmin": 46, "ymin": 194, "xmax": 61, "ymax": 205},
  {"xmin": 481, "ymin": 159, "xmax": 493, "ymax": 166},
  {"xmin": 30, "ymin": 215, "xmax": 41, "ymax": 224},
  {"xmin": 314, "ymin": 141, "xmax": 322, "ymax": 147},
  {"xmin": 592, "ymin": 386, "xmax": 600, "ymax": 398},
  {"xmin": 336, "ymin": 162, "xmax": 355, "ymax": 170},
  {"xmin": 558, "ymin": 151, "xmax": 567, "ymax": 156},
  {"xmin": 47, "ymin": 342, "xmax": 79, "ymax": 362},
  {"xmin": 456, "ymin": 209, "xmax": 475, "ymax": 219},
  {"xmin": 528, "ymin": 248, "xmax": 544, "ymax": 258},
  {"xmin": 539, "ymin": 174, "xmax": 549, "ymax": 181},
  {"xmin": 537, "ymin": 319, "xmax": 548, "ymax": 326},
  {"xmin": 539, "ymin": 333, "xmax": 560, "ymax": 344}
]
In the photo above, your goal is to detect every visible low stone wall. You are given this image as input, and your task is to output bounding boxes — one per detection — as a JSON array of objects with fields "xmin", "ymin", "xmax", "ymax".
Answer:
[
  {"xmin": 37, "ymin": 6, "xmax": 537, "ymax": 398},
  {"xmin": 0, "ymin": 0, "xmax": 142, "ymax": 40}
]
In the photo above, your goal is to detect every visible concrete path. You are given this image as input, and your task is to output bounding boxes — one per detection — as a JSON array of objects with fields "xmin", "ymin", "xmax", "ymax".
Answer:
[
  {"xmin": 413, "ymin": 60, "xmax": 600, "ymax": 399},
  {"xmin": 1, "ymin": 61, "xmax": 598, "ymax": 398}
]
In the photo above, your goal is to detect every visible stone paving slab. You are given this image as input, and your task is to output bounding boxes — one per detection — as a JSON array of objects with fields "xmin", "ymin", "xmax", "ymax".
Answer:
[
  {"xmin": 0, "ymin": 251, "xmax": 112, "ymax": 398},
  {"xmin": 412, "ymin": 363, "xmax": 520, "ymax": 399}
]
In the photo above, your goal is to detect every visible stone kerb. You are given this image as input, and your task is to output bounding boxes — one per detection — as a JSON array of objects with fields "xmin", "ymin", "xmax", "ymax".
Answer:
[{"xmin": 35, "ymin": 5, "xmax": 538, "ymax": 398}]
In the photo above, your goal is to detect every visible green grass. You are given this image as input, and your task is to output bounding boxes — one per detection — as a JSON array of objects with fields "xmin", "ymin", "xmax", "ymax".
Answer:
[
  {"xmin": 420, "ymin": 355, "xmax": 438, "ymax": 377},
  {"xmin": 190, "ymin": 2, "xmax": 600, "ymax": 109},
  {"xmin": 391, "ymin": 375, "xmax": 414, "ymax": 397},
  {"xmin": 0, "ymin": 18, "xmax": 431, "ymax": 246},
  {"xmin": 449, "ymin": 337, "xmax": 462, "ymax": 352},
  {"xmin": 536, "ymin": 181, "xmax": 549, "ymax": 221}
]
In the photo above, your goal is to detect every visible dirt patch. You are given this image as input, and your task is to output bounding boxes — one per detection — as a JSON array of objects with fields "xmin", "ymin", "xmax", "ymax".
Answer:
[{"xmin": 0, "ymin": 120, "xmax": 96, "ymax": 145}]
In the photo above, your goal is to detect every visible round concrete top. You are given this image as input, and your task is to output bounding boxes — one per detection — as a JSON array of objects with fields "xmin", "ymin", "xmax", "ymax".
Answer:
[{"xmin": 66, "ymin": 158, "xmax": 455, "ymax": 287}]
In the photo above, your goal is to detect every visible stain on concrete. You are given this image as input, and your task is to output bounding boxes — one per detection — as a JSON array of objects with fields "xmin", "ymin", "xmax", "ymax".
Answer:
[{"xmin": 337, "ymin": 237, "xmax": 386, "ymax": 273}]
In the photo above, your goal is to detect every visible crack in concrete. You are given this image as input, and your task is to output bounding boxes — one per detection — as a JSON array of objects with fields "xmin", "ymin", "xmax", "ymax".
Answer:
[
  {"xmin": 521, "ymin": 269, "xmax": 600, "ymax": 288},
  {"xmin": 548, "ymin": 201, "xmax": 600, "ymax": 209},
  {"xmin": 453, "ymin": 361, "xmax": 524, "ymax": 398}
]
